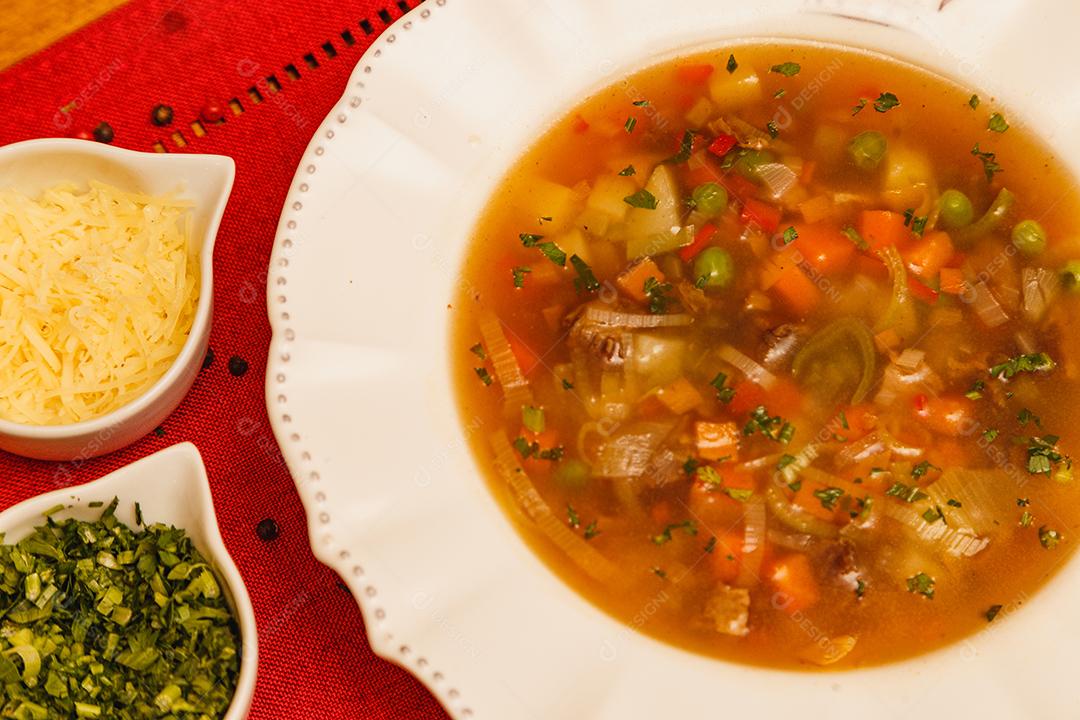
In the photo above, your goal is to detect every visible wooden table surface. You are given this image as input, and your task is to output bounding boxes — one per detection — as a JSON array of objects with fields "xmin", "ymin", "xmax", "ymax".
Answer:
[{"xmin": 0, "ymin": 0, "xmax": 128, "ymax": 70}]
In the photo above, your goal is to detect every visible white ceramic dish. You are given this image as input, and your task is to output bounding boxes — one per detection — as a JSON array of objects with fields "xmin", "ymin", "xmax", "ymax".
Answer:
[
  {"xmin": 0, "ymin": 139, "xmax": 234, "ymax": 461},
  {"xmin": 266, "ymin": 0, "xmax": 1080, "ymax": 717},
  {"xmin": 0, "ymin": 442, "xmax": 257, "ymax": 719}
]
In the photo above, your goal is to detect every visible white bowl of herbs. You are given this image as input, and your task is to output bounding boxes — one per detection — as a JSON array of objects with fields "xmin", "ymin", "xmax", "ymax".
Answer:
[{"xmin": 0, "ymin": 443, "xmax": 256, "ymax": 719}]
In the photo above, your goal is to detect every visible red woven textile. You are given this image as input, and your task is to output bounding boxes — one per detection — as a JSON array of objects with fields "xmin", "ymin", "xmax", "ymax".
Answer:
[{"xmin": 0, "ymin": 1, "xmax": 450, "ymax": 718}]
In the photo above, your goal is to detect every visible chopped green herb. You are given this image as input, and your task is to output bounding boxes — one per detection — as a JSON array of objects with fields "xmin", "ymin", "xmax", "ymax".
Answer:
[
  {"xmin": 813, "ymin": 487, "xmax": 845, "ymax": 511},
  {"xmin": 567, "ymin": 504, "xmax": 581, "ymax": 529},
  {"xmin": 623, "ymin": 188, "xmax": 659, "ymax": 210},
  {"xmin": 511, "ymin": 265, "xmax": 531, "ymax": 288},
  {"xmin": 989, "ymin": 352, "xmax": 1055, "ymax": 379},
  {"xmin": 666, "ymin": 130, "xmax": 696, "ymax": 164},
  {"xmin": 983, "ymin": 428, "xmax": 999, "ymax": 443},
  {"xmin": 902, "ymin": 208, "xmax": 928, "ymax": 235},
  {"xmin": 1017, "ymin": 408, "xmax": 1042, "ymax": 427},
  {"xmin": 912, "ymin": 461, "xmax": 939, "ymax": 479},
  {"xmin": 632, "ymin": 99, "xmax": 651, "ymax": 107},
  {"xmin": 906, "ymin": 572, "xmax": 936, "ymax": 599},
  {"xmin": 969, "ymin": 94, "xmax": 980, "ymax": 109},
  {"xmin": 584, "ymin": 521, "xmax": 600, "ymax": 540},
  {"xmin": 743, "ymin": 405, "xmax": 795, "ymax": 444},
  {"xmin": 570, "ymin": 254, "xmax": 601, "ymax": 292},
  {"xmin": 651, "ymin": 520, "xmax": 697, "ymax": 545},
  {"xmin": 618, "ymin": 164, "xmax": 636, "ymax": 176},
  {"xmin": 724, "ymin": 488, "xmax": 754, "ymax": 502},
  {"xmin": 520, "ymin": 233, "xmax": 567, "ymax": 266},
  {"xmin": 643, "ymin": 276, "xmax": 675, "ymax": 314},
  {"xmin": 0, "ymin": 499, "xmax": 241, "ymax": 718},
  {"xmin": 513, "ymin": 437, "xmax": 565, "ymax": 461},
  {"xmin": 965, "ymin": 379, "xmax": 985, "ymax": 400},
  {"xmin": 839, "ymin": 410, "xmax": 849, "ymax": 430},
  {"xmin": 1017, "ymin": 497, "xmax": 1031, "ymax": 507},
  {"xmin": 770, "ymin": 62, "xmax": 801, "ymax": 77},
  {"xmin": 709, "ymin": 372, "xmax": 736, "ymax": 403},
  {"xmin": 1039, "ymin": 526, "xmax": 1062, "ymax": 549},
  {"xmin": 947, "ymin": 499, "xmax": 963, "ymax": 508},
  {"xmin": 873, "ymin": 92, "xmax": 900, "ymax": 113},
  {"xmin": 766, "ymin": 121, "xmax": 780, "ymax": 139},
  {"xmin": 777, "ymin": 454, "xmax": 797, "ymax": 470},
  {"xmin": 683, "ymin": 457, "xmax": 701, "ymax": 476},
  {"xmin": 988, "ymin": 112, "xmax": 1009, "ymax": 133},
  {"xmin": 985, "ymin": 604, "xmax": 1002, "ymax": 622},
  {"xmin": 696, "ymin": 466, "xmax": 723, "ymax": 488},
  {"xmin": 561, "ymin": 378, "xmax": 574, "ymax": 390},
  {"xmin": 538, "ymin": 215, "xmax": 553, "ymax": 224},
  {"xmin": 469, "ymin": 343, "xmax": 486, "ymax": 360},
  {"xmin": 1024, "ymin": 434, "xmax": 1069, "ymax": 476},
  {"xmin": 652, "ymin": 567, "xmax": 667, "ymax": 579},
  {"xmin": 726, "ymin": 54, "xmax": 738, "ymax": 74},
  {"xmin": 782, "ymin": 226, "xmax": 798, "ymax": 245},
  {"xmin": 624, "ymin": 116, "xmax": 637, "ymax": 133},
  {"xmin": 704, "ymin": 536, "xmax": 717, "ymax": 553},
  {"xmin": 774, "ymin": 88, "xmax": 786, "ymax": 98},
  {"xmin": 842, "ymin": 226, "xmax": 869, "ymax": 250},
  {"xmin": 474, "ymin": 367, "xmax": 493, "ymax": 386},
  {"xmin": 521, "ymin": 405, "xmax": 546, "ymax": 433},
  {"xmin": 886, "ymin": 482, "xmax": 929, "ymax": 503},
  {"xmin": 788, "ymin": 479, "xmax": 803, "ymax": 492},
  {"xmin": 1019, "ymin": 511, "xmax": 1034, "ymax": 528},
  {"xmin": 851, "ymin": 98, "xmax": 868, "ymax": 115},
  {"xmin": 855, "ymin": 578, "xmax": 867, "ymax": 599},
  {"xmin": 971, "ymin": 142, "xmax": 1002, "ymax": 182},
  {"xmin": 922, "ymin": 505, "xmax": 947, "ymax": 525}
]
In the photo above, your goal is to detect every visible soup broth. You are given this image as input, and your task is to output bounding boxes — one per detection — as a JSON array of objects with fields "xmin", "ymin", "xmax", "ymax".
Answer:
[{"xmin": 452, "ymin": 42, "xmax": 1080, "ymax": 668}]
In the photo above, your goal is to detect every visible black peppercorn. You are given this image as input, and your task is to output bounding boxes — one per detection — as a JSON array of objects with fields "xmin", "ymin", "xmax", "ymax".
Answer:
[
  {"xmin": 151, "ymin": 104, "xmax": 174, "ymax": 127},
  {"xmin": 92, "ymin": 122, "xmax": 114, "ymax": 143},
  {"xmin": 228, "ymin": 355, "xmax": 249, "ymax": 377},
  {"xmin": 202, "ymin": 347, "xmax": 215, "ymax": 370},
  {"xmin": 256, "ymin": 518, "xmax": 280, "ymax": 541}
]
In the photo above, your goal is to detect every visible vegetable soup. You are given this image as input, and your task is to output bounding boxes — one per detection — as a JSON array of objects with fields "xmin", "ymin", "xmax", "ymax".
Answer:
[{"xmin": 452, "ymin": 43, "xmax": 1080, "ymax": 668}]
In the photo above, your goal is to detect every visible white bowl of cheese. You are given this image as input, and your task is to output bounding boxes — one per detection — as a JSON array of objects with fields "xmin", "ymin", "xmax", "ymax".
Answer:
[{"xmin": 0, "ymin": 138, "xmax": 234, "ymax": 460}]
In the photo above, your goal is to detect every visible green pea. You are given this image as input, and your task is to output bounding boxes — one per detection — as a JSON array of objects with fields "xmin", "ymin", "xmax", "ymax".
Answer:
[
  {"xmin": 938, "ymin": 189, "xmax": 975, "ymax": 229},
  {"xmin": 693, "ymin": 247, "xmax": 735, "ymax": 289},
  {"xmin": 734, "ymin": 149, "xmax": 777, "ymax": 182},
  {"xmin": 691, "ymin": 182, "xmax": 729, "ymax": 217},
  {"xmin": 1012, "ymin": 219, "xmax": 1047, "ymax": 257},
  {"xmin": 554, "ymin": 459, "xmax": 591, "ymax": 491},
  {"xmin": 1061, "ymin": 260, "xmax": 1080, "ymax": 293},
  {"xmin": 848, "ymin": 131, "xmax": 887, "ymax": 171}
]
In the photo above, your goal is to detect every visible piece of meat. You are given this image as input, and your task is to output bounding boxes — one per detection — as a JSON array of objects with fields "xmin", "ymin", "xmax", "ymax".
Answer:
[{"xmin": 704, "ymin": 584, "xmax": 750, "ymax": 637}]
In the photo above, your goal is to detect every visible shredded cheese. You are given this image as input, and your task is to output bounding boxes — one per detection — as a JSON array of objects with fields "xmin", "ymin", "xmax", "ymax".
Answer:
[{"xmin": 0, "ymin": 182, "xmax": 198, "ymax": 425}]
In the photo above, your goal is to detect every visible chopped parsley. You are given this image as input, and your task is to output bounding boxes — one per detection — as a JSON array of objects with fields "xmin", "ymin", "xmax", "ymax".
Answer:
[
  {"xmin": 1017, "ymin": 408, "xmax": 1041, "ymax": 427},
  {"xmin": 561, "ymin": 378, "xmax": 574, "ymax": 390},
  {"xmin": 985, "ymin": 604, "xmax": 1002, "ymax": 622},
  {"xmin": 567, "ymin": 504, "xmax": 581, "ymax": 529},
  {"xmin": 1019, "ymin": 511, "xmax": 1034, "ymax": 528},
  {"xmin": 724, "ymin": 488, "xmax": 754, "ymax": 503},
  {"xmin": 886, "ymin": 482, "xmax": 929, "ymax": 503},
  {"xmin": 570, "ymin": 254, "xmax": 601, "ymax": 292},
  {"xmin": 709, "ymin": 372, "xmax": 736, "ymax": 403},
  {"xmin": 1039, "ymin": 526, "xmax": 1062, "ymax": 549},
  {"xmin": 469, "ymin": 343, "xmax": 486, "ymax": 359},
  {"xmin": 988, "ymin": 112, "xmax": 1009, "ymax": 133},
  {"xmin": 521, "ymin": 405, "xmax": 546, "ymax": 433},
  {"xmin": 743, "ymin": 405, "xmax": 795, "ymax": 444},
  {"xmin": 651, "ymin": 520, "xmax": 697, "ymax": 546},
  {"xmin": 788, "ymin": 479, "xmax": 803, "ymax": 492},
  {"xmin": 766, "ymin": 121, "xmax": 780, "ymax": 139},
  {"xmin": 855, "ymin": 578, "xmax": 867, "ymax": 599},
  {"xmin": 584, "ymin": 521, "xmax": 600, "ymax": 540},
  {"xmin": 813, "ymin": 487, "xmax": 845, "ymax": 511},
  {"xmin": 519, "ymin": 233, "xmax": 567, "ymax": 266},
  {"xmin": 1024, "ymin": 434, "xmax": 1069, "ymax": 475},
  {"xmin": 839, "ymin": 410, "xmax": 849, "ymax": 430},
  {"xmin": 903, "ymin": 208, "xmax": 928, "ymax": 235},
  {"xmin": 538, "ymin": 215, "xmax": 553, "ymax": 224},
  {"xmin": 982, "ymin": 428, "xmax": 999, "ymax": 443},
  {"xmin": 851, "ymin": 98, "xmax": 868, "ymax": 115},
  {"xmin": 989, "ymin": 352, "xmax": 1055, "ymax": 379},
  {"xmin": 922, "ymin": 505, "xmax": 947, "ymax": 525},
  {"xmin": 683, "ymin": 457, "xmax": 701, "ymax": 476},
  {"xmin": 774, "ymin": 88, "xmax": 786, "ymax": 98},
  {"xmin": 511, "ymin": 265, "xmax": 531, "ymax": 288},
  {"xmin": 666, "ymin": 130, "xmax": 696, "ymax": 164},
  {"xmin": 696, "ymin": 466, "xmax": 723, "ymax": 488},
  {"xmin": 618, "ymin": 164, "xmax": 636, "ymax": 176},
  {"xmin": 971, "ymin": 142, "xmax": 1002, "ymax": 182},
  {"xmin": 632, "ymin": 99, "xmax": 651, "ymax": 107},
  {"xmin": 513, "ymin": 437, "xmax": 564, "ymax": 461},
  {"xmin": 652, "ymin": 567, "xmax": 667, "ymax": 579},
  {"xmin": 623, "ymin": 188, "xmax": 659, "ymax": 209},
  {"xmin": 726, "ymin": 54, "xmax": 738, "ymax": 74},
  {"xmin": 873, "ymin": 91, "xmax": 900, "ymax": 113},
  {"xmin": 770, "ymin": 62, "xmax": 801, "ymax": 77},
  {"xmin": 965, "ymin": 380, "xmax": 985, "ymax": 400},
  {"xmin": 474, "ymin": 367, "xmax": 493, "ymax": 386},
  {"xmin": 624, "ymin": 116, "xmax": 637, "ymax": 133},
  {"xmin": 969, "ymin": 94, "xmax": 980, "ymax": 109},
  {"xmin": 1017, "ymin": 497, "xmax": 1031, "ymax": 507},
  {"xmin": 947, "ymin": 499, "xmax": 963, "ymax": 508},
  {"xmin": 906, "ymin": 572, "xmax": 936, "ymax": 599},
  {"xmin": 777, "ymin": 454, "xmax": 797, "ymax": 470},
  {"xmin": 782, "ymin": 226, "xmax": 798, "ymax": 245},
  {"xmin": 704, "ymin": 536, "xmax": 717, "ymax": 553},
  {"xmin": 911, "ymin": 461, "xmax": 939, "ymax": 479},
  {"xmin": 643, "ymin": 276, "xmax": 675, "ymax": 314}
]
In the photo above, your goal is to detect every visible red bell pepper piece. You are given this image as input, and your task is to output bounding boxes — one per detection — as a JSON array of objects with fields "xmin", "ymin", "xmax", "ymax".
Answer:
[
  {"xmin": 678, "ymin": 223, "xmax": 717, "ymax": 262},
  {"xmin": 708, "ymin": 133, "xmax": 738, "ymax": 158},
  {"xmin": 740, "ymin": 198, "xmax": 782, "ymax": 234}
]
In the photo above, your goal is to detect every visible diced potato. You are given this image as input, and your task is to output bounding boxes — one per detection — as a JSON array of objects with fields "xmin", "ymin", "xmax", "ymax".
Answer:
[
  {"xmin": 684, "ymin": 96, "xmax": 714, "ymax": 127},
  {"xmin": 709, "ymin": 65, "xmax": 762, "ymax": 112},
  {"xmin": 512, "ymin": 177, "xmax": 582, "ymax": 233},
  {"xmin": 553, "ymin": 227, "xmax": 591, "ymax": 265},
  {"xmin": 616, "ymin": 257, "xmax": 664, "ymax": 302},
  {"xmin": 575, "ymin": 207, "xmax": 611, "ymax": 237},
  {"xmin": 656, "ymin": 378, "xmax": 704, "ymax": 414},
  {"xmin": 625, "ymin": 165, "xmax": 686, "ymax": 259},
  {"xmin": 586, "ymin": 175, "xmax": 637, "ymax": 223},
  {"xmin": 695, "ymin": 421, "xmax": 740, "ymax": 461},
  {"xmin": 882, "ymin": 145, "xmax": 933, "ymax": 212},
  {"xmin": 704, "ymin": 584, "xmax": 750, "ymax": 637},
  {"xmin": 632, "ymin": 334, "xmax": 686, "ymax": 388},
  {"xmin": 812, "ymin": 124, "xmax": 847, "ymax": 161}
]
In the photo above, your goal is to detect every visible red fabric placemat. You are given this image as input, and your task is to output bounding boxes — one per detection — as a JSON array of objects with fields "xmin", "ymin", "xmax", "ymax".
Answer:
[{"xmin": 0, "ymin": 1, "xmax": 451, "ymax": 718}]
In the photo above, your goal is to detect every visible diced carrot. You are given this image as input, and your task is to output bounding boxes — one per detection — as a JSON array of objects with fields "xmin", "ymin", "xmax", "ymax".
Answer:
[
  {"xmin": 766, "ymin": 554, "xmax": 819, "ymax": 613},
  {"xmin": 708, "ymin": 133, "xmax": 738, "ymax": 158},
  {"xmin": 798, "ymin": 194, "xmax": 832, "ymax": 224},
  {"xmin": 841, "ymin": 404, "xmax": 878, "ymax": 439},
  {"xmin": 676, "ymin": 63, "xmax": 715, "ymax": 84},
  {"xmin": 710, "ymin": 532, "xmax": 743, "ymax": 584},
  {"xmin": 762, "ymin": 249, "xmax": 821, "ymax": 317},
  {"xmin": 507, "ymin": 335, "xmax": 542, "ymax": 376},
  {"xmin": 726, "ymin": 380, "xmax": 766, "ymax": 416},
  {"xmin": 696, "ymin": 421, "xmax": 740, "ymax": 461},
  {"xmin": 792, "ymin": 222, "xmax": 856, "ymax": 275},
  {"xmin": 908, "ymin": 275, "xmax": 940, "ymax": 305},
  {"xmin": 678, "ymin": 223, "xmax": 718, "ymax": 262},
  {"xmin": 857, "ymin": 210, "xmax": 913, "ymax": 251},
  {"xmin": 792, "ymin": 482, "xmax": 841, "ymax": 522},
  {"xmin": 717, "ymin": 172, "xmax": 758, "ymax": 202},
  {"xmin": 741, "ymin": 198, "xmax": 782, "ymax": 234},
  {"xmin": 906, "ymin": 230, "xmax": 954, "ymax": 280},
  {"xmin": 656, "ymin": 377, "xmax": 704, "ymax": 414},
  {"xmin": 799, "ymin": 160, "xmax": 818, "ymax": 185},
  {"xmin": 852, "ymin": 252, "xmax": 889, "ymax": 280},
  {"xmin": 689, "ymin": 467, "xmax": 757, "ymax": 529},
  {"xmin": 571, "ymin": 114, "xmax": 590, "ymax": 134},
  {"xmin": 684, "ymin": 163, "xmax": 721, "ymax": 188},
  {"xmin": 939, "ymin": 267, "xmax": 968, "ymax": 295},
  {"xmin": 726, "ymin": 377, "xmax": 803, "ymax": 420},
  {"xmin": 914, "ymin": 394, "xmax": 977, "ymax": 437},
  {"xmin": 616, "ymin": 258, "xmax": 665, "ymax": 303},
  {"xmin": 519, "ymin": 425, "xmax": 559, "ymax": 474}
]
